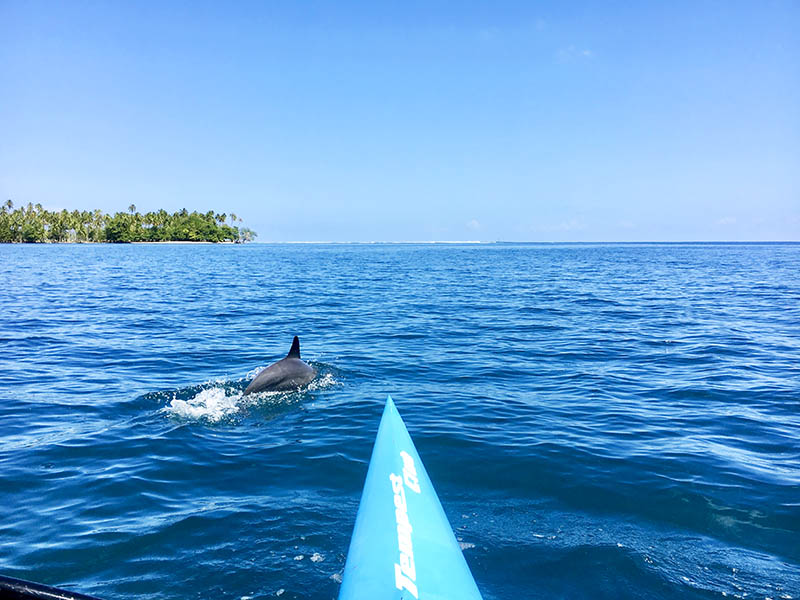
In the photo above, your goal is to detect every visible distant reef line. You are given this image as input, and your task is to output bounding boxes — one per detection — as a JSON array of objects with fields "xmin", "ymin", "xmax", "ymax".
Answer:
[{"xmin": 0, "ymin": 201, "xmax": 257, "ymax": 243}]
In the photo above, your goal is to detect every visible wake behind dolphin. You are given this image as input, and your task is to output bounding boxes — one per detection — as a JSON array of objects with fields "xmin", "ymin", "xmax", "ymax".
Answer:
[{"xmin": 244, "ymin": 336, "xmax": 316, "ymax": 395}]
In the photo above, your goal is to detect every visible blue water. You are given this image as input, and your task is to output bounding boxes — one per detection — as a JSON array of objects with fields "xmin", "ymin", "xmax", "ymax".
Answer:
[{"xmin": 1, "ymin": 243, "xmax": 799, "ymax": 600}]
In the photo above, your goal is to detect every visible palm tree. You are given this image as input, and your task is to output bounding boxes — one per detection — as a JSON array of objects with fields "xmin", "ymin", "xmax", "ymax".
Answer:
[
  {"xmin": 128, "ymin": 204, "xmax": 137, "ymax": 214},
  {"xmin": 89, "ymin": 209, "xmax": 104, "ymax": 241},
  {"xmin": 239, "ymin": 228, "xmax": 257, "ymax": 242}
]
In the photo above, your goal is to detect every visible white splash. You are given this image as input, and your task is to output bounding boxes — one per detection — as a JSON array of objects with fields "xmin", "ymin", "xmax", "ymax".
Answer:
[
  {"xmin": 307, "ymin": 371, "xmax": 339, "ymax": 391},
  {"xmin": 458, "ymin": 542, "xmax": 476, "ymax": 550},
  {"xmin": 310, "ymin": 552, "xmax": 325, "ymax": 563},
  {"xmin": 245, "ymin": 365, "xmax": 266, "ymax": 379},
  {"xmin": 166, "ymin": 387, "xmax": 243, "ymax": 423}
]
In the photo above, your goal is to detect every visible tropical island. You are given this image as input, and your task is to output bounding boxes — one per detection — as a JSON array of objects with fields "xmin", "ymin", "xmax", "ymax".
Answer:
[{"xmin": 0, "ymin": 201, "xmax": 257, "ymax": 243}]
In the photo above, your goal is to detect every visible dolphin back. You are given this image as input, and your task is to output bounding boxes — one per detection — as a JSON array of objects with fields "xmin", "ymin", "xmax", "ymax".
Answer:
[{"xmin": 243, "ymin": 337, "xmax": 315, "ymax": 395}]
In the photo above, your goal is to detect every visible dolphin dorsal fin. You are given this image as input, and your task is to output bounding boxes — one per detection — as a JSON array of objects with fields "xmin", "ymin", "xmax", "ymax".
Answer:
[{"xmin": 286, "ymin": 336, "xmax": 301, "ymax": 359}]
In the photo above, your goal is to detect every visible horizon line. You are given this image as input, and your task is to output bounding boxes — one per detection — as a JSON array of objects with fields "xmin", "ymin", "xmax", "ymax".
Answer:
[{"xmin": 247, "ymin": 240, "xmax": 800, "ymax": 244}]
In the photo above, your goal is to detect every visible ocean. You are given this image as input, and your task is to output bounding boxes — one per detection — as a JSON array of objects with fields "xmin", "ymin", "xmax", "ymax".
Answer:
[{"xmin": 1, "ymin": 242, "xmax": 798, "ymax": 599}]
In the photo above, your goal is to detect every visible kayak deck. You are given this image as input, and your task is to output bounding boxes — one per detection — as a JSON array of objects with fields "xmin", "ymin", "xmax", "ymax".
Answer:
[{"xmin": 339, "ymin": 396, "xmax": 483, "ymax": 600}]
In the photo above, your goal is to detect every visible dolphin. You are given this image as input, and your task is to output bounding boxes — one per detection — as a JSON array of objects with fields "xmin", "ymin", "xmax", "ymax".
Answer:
[{"xmin": 243, "ymin": 336, "xmax": 316, "ymax": 395}]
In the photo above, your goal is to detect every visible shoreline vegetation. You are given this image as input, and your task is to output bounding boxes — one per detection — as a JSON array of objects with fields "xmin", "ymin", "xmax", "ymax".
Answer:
[{"xmin": 0, "ymin": 200, "xmax": 257, "ymax": 243}]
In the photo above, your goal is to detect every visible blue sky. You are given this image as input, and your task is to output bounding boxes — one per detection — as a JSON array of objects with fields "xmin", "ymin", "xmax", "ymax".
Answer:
[{"xmin": 1, "ymin": 1, "xmax": 798, "ymax": 241}]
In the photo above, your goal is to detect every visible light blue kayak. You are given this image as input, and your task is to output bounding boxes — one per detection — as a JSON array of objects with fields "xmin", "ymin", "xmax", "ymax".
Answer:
[{"xmin": 339, "ymin": 396, "xmax": 483, "ymax": 600}]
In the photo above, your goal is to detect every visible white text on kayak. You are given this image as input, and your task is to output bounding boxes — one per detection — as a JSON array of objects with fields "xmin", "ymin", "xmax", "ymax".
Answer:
[{"xmin": 391, "ymin": 450, "xmax": 421, "ymax": 597}]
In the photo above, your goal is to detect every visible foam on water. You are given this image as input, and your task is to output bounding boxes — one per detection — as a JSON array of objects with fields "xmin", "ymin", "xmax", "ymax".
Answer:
[
  {"xmin": 306, "ymin": 370, "xmax": 339, "ymax": 391},
  {"xmin": 166, "ymin": 387, "xmax": 244, "ymax": 422}
]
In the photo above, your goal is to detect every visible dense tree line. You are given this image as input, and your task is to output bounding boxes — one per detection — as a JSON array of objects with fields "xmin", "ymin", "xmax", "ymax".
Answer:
[{"xmin": 0, "ymin": 201, "xmax": 257, "ymax": 243}]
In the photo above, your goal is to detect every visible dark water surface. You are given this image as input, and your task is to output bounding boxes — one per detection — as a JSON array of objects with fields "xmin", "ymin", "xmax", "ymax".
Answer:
[{"xmin": 1, "ymin": 243, "xmax": 798, "ymax": 600}]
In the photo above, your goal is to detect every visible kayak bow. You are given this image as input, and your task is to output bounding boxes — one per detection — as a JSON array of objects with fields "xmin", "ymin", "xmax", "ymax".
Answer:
[{"xmin": 339, "ymin": 396, "xmax": 483, "ymax": 600}]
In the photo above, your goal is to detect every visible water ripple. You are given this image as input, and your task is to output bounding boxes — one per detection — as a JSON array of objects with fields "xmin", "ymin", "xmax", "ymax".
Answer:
[{"xmin": 1, "ymin": 243, "xmax": 799, "ymax": 599}]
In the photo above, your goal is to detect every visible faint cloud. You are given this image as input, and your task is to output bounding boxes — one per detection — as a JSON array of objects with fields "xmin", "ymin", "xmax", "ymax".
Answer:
[
  {"xmin": 556, "ymin": 45, "xmax": 594, "ymax": 62},
  {"xmin": 466, "ymin": 219, "xmax": 481, "ymax": 231},
  {"xmin": 716, "ymin": 216, "xmax": 737, "ymax": 226},
  {"xmin": 618, "ymin": 220, "xmax": 636, "ymax": 230}
]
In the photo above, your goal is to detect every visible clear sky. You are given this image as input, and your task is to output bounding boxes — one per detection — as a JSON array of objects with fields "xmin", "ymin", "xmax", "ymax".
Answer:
[{"xmin": 1, "ymin": 1, "xmax": 798, "ymax": 241}]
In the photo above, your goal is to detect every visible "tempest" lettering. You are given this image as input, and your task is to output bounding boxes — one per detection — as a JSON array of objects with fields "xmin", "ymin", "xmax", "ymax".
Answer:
[{"xmin": 390, "ymin": 450, "xmax": 422, "ymax": 597}]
